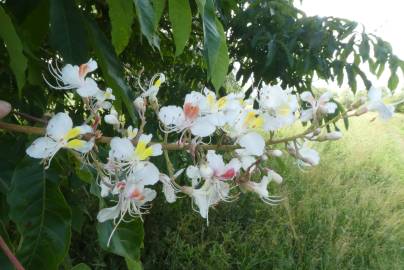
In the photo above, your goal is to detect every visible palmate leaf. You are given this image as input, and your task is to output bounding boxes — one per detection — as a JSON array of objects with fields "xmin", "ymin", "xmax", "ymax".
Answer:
[
  {"xmin": 169, "ymin": 0, "xmax": 192, "ymax": 56},
  {"xmin": 0, "ymin": 5, "xmax": 27, "ymax": 97},
  {"xmin": 7, "ymin": 158, "xmax": 71, "ymax": 270},
  {"xmin": 196, "ymin": 0, "xmax": 229, "ymax": 91},
  {"xmin": 107, "ymin": 0, "xmax": 135, "ymax": 55},
  {"xmin": 85, "ymin": 18, "xmax": 137, "ymax": 124},
  {"xmin": 49, "ymin": 0, "xmax": 89, "ymax": 65}
]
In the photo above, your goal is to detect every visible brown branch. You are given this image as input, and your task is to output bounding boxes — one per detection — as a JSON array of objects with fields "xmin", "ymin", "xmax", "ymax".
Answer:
[
  {"xmin": 0, "ymin": 121, "xmax": 239, "ymax": 151},
  {"xmin": 0, "ymin": 236, "xmax": 25, "ymax": 270}
]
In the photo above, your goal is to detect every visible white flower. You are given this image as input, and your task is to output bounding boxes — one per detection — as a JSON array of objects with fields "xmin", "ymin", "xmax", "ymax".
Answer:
[
  {"xmin": 300, "ymin": 91, "xmax": 337, "ymax": 122},
  {"xmin": 287, "ymin": 142, "xmax": 320, "ymax": 167},
  {"xmin": 183, "ymin": 180, "xmax": 229, "ymax": 223},
  {"xmin": 205, "ymin": 150, "xmax": 241, "ymax": 180},
  {"xmin": 26, "ymin": 112, "xmax": 94, "ymax": 167},
  {"xmin": 109, "ymin": 134, "xmax": 162, "ymax": 173},
  {"xmin": 141, "ymin": 73, "xmax": 165, "ymax": 99},
  {"xmin": 45, "ymin": 59, "xmax": 100, "ymax": 97},
  {"xmin": 258, "ymin": 85, "xmax": 298, "ymax": 131},
  {"xmin": 366, "ymin": 86, "xmax": 395, "ymax": 120},
  {"xmin": 159, "ymin": 91, "xmax": 219, "ymax": 137},
  {"xmin": 95, "ymin": 88, "xmax": 115, "ymax": 110},
  {"xmin": 241, "ymin": 170, "xmax": 283, "ymax": 205}
]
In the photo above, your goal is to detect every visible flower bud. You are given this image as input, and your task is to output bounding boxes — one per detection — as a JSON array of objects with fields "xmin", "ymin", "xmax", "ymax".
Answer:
[
  {"xmin": 268, "ymin": 169, "xmax": 283, "ymax": 184},
  {"xmin": 134, "ymin": 97, "xmax": 146, "ymax": 114},
  {"xmin": 325, "ymin": 131, "xmax": 342, "ymax": 141},
  {"xmin": 268, "ymin": 149, "xmax": 283, "ymax": 157},
  {"xmin": 0, "ymin": 100, "xmax": 11, "ymax": 119},
  {"xmin": 354, "ymin": 106, "xmax": 368, "ymax": 116},
  {"xmin": 104, "ymin": 114, "xmax": 119, "ymax": 125}
]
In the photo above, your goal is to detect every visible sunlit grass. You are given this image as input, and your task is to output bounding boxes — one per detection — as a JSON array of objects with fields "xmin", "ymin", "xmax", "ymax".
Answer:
[{"xmin": 142, "ymin": 114, "xmax": 404, "ymax": 270}]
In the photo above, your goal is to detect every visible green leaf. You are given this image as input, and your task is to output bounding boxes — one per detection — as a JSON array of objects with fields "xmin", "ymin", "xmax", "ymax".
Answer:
[
  {"xmin": 126, "ymin": 257, "xmax": 143, "ymax": 270},
  {"xmin": 197, "ymin": 0, "xmax": 229, "ymax": 90},
  {"xmin": 97, "ymin": 219, "xmax": 144, "ymax": 262},
  {"xmin": 49, "ymin": 0, "xmax": 89, "ymax": 64},
  {"xmin": 0, "ymin": 6, "xmax": 27, "ymax": 97},
  {"xmin": 20, "ymin": 0, "xmax": 50, "ymax": 51},
  {"xmin": 169, "ymin": 0, "xmax": 192, "ymax": 56},
  {"xmin": 376, "ymin": 62, "xmax": 385, "ymax": 78},
  {"xmin": 107, "ymin": 0, "xmax": 135, "ymax": 55},
  {"xmin": 72, "ymin": 263, "xmax": 92, "ymax": 270},
  {"xmin": 152, "ymin": 0, "xmax": 166, "ymax": 26},
  {"xmin": 7, "ymin": 158, "xmax": 71, "ymax": 270},
  {"xmin": 85, "ymin": 18, "xmax": 137, "ymax": 124},
  {"xmin": 359, "ymin": 34, "xmax": 370, "ymax": 61},
  {"xmin": 133, "ymin": 0, "xmax": 159, "ymax": 48},
  {"xmin": 388, "ymin": 72, "xmax": 399, "ymax": 90}
]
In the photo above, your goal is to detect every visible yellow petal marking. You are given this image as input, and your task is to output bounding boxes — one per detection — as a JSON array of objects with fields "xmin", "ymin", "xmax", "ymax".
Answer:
[
  {"xmin": 243, "ymin": 111, "xmax": 264, "ymax": 129},
  {"xmin": 66, "ymin": 139, "xmax": 86, "ymax": 150},
  {"xmin": 217, "ymin": 97, "xmax": 227, "ymax": 110},
  {"xmin": 134, "ymin": 141, "xmax": 153, "ymax": 160},
  {"xmin": 64, "ymin": 127, "xmax": 81, "ymax": 141},
  {"xmin": 154, "ymin": 79, "xmax": 161, "ymax": 88},
  {"xmin": 277, "ymin": 104, "xmax": 291, "ymax": 116}
]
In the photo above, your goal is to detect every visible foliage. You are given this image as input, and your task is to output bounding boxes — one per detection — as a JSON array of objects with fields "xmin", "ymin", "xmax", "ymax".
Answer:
[{"xmin": 0, "ymin": 0, "xmax": 403, "ymax": 269}]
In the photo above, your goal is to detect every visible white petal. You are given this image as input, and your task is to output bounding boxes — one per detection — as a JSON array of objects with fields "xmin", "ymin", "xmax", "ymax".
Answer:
[
  {"xmin": 368, "ymin": 86, "xmax": 382, "ymax": 102},
  {"xmin": 140, "ymin": 188, "xmax": 157, "ymax": 204},
  {"xmin": 46, "ymin": 112, "xmax": 73, "ymax": 140},
  {"xmin": 158, "ymin": 106, "xmax": 185, "ymax": 128},
  {"xmin": 61, "ymin": 64, "xmax": 81, "ymax": 87},
  {"xmin": 239, "ymin": 132, "xmax": 265, "ymax": 156},
  {"xmin": 206, "ymin": 150, "xmax": 225, "ymax": 172},
  {"xmin": 97, "ymin": 204, "xmax": 120, "ymax": 223},
  {"xmin": 76, "ymin": 78, "xmax": 99, "ymax": 97},
  {"xmin": 299, "ymin": 146, "xmax": 320, "ymax": 166},
  {"xmin": 104, "ymin": 114, "xmax": 120, "ymax": 125},
  {"xmin": 300, "ymin": 109, "xmax": 314, "ymax": 122},
  {"xmin": 186, "ymin": 165, "xmax": 201, "ymax": 180},
  {"xmin": 110, "ymin": 137, "xmax": 134, "ymax": 160},
  {"xmin": 190, "ymin": 117, "xmax": 216, "ymax": 137},
  {"xmin": 86, "ymin": 58, "xmax": 98, "ymax": 73},
  {"xmin": 185, "ymin": 91, "xmax": 205, "ymax": 105},
  {"xmin": 322, "ymin": 102, "xmax": 337, "ymax": 114},
  {"xmin": 138, "ymin": 134, "xmax": 152, "ymax": 145},
  {"xmin": 319, "ymin": 91, "xmax": 333, "ymax": 103},
  {"xmin": 26, "ymin": 137, "xmax": 60, "ymax": 159},
  {"xmin": 150, "ymin": 144, "xmax": 162, "ymax": 156},
  {"xmin": 162, "ymin": 182, "xmax": 177, "ymax": 203},
  {"xmin": 77, "ymin": 124, "xmax": 93, "ymax": 134},
  {"xmin": 132, "ymin": 162, "xmax": 160, "ymax": 186}
]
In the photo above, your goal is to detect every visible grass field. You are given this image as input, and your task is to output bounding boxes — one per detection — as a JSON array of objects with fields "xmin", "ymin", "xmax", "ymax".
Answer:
[{"xmin": 142, "ymin": 114, "xmax": 404, "ymax": 270}]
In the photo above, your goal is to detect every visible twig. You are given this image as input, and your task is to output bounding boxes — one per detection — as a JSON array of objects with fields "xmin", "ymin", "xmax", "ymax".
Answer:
[
  {"xmin": 0, "ymin": 236, "xmax": 25, "ymax": 270},
  {"xmin": 13, "ymin": 111, "xmax": 48, "ymax": 124}
]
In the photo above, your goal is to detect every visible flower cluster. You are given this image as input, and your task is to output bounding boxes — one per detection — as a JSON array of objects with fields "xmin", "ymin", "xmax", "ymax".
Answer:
[{"xmin": 26, "ymin": 59, "xmax": 400, "ymax": 239}]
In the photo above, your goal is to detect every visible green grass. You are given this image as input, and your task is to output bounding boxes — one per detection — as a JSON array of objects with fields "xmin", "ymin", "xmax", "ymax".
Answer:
[{"xmin": 142, "ymin": 114, "xmax": 404, "ymax": 270}]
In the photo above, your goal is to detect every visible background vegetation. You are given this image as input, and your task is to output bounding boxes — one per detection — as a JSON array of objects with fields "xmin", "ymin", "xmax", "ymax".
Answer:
[{"xmin": 143, "ymin": 114, "xmax": 404, "ymax": 269}]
